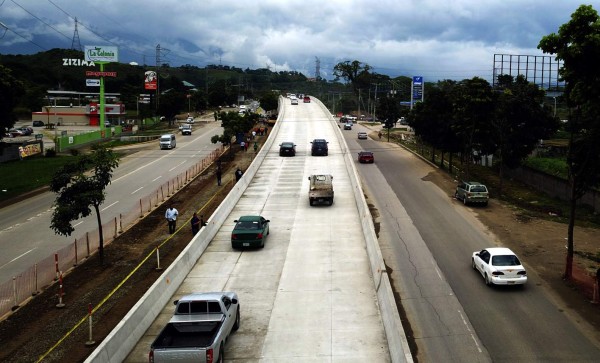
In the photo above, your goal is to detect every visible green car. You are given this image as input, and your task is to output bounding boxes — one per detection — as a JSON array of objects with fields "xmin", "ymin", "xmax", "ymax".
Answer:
[{"xmin": 231, "ymin": 216, "xmax": 270, "ymax": 249}]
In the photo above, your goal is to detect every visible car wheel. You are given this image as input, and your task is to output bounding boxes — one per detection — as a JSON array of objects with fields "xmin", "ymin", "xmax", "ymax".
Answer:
[
  {"xmin": 463, "ymin": 197, "xmax": 468, "ymax": 205},
  {"xmin": 484, "ymin": 273, "xmax": 492, "ymax": 286},
  {"xmin": 233, "ymin": 306, "xmax": 240, "ymax": 331},
  {"xmin": 217, "ymin": 344, "xmax": 224, "ymax": 363},
  {"xmin": 309, "ymin": 199, "xmax": 314, "ymax": 206},
  {"xmin": 471, "ymin": 258, "xmax": 476, "ymax": 270}
]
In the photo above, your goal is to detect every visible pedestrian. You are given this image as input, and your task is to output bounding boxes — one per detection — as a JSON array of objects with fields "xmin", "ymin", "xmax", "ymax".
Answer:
[
  {"xmin": 252, "ymin": 130, "xmax": 256, "ymax": 139},
  {"xmin": 245, "ymin": 141, "xmax": 249, "ymax": 152},
  {"xmin": 253, "ymin": 142, "xmax": 258, "ymax": 153},
  {"xmin": 378, "ymin": 131, "xmax": 382, "ymax": 140},
  {"xmin": 216, "ymin": 166, "xmax": 222, "ymax": 186},
  {"xmin": 240, "ymin": 140, "xmax": 245, "ymax": 151},
  {"xmin": 191, "ymin": 212, "xmax": 200, "ymax": 235},
  {"xmin": 235, "ymin": 167, "xmax": 243, "ymax": 182},
  {"xmin": 265, "ymin": 126, "xmax": 268, "ymax": 135},
  {"xmin": 165, "ymin": 204, "xmax": 178, "ymax": 234}
]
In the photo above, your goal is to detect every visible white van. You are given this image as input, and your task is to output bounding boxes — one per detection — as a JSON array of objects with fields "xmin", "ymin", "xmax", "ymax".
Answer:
[{"xmin": 159, "ymin": 134, "xmax": 176, "ymax": 149}]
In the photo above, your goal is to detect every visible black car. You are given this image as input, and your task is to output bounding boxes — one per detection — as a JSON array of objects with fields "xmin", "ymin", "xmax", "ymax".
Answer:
[
  {"xmin": 279, "ymin": 141, "xmax": 296, "ymax": 156},
  {"xmin": 311, "ymin": 139, "xmax": 329, "ymax": 156}
]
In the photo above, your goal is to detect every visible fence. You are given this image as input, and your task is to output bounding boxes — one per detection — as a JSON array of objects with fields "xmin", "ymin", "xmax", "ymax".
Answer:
[{"xmin": 0, "ymin": 145, "xmax": 226, "ymax": 318}]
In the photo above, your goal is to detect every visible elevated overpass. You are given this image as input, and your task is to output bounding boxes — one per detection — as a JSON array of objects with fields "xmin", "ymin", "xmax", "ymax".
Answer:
[{"xmin": 86, "ymin": 97, "xmax": 412, "ymax": 362}]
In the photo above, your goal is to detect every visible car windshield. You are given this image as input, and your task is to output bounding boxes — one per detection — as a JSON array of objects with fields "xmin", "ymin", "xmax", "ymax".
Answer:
[
  {"xmin": 160, "ymin": 137, "xmax": 171, "ymax": 141},
  {"xmin": 491, "ymin": 255, "xmax": 521, "ymax": 266},
  {"xmin": 235, "ymin": 221, "xmax": 259, "ymax": 230},
  {"xmin": 471, "ymin": 186, "xmax": 487, "ymax": 192}
]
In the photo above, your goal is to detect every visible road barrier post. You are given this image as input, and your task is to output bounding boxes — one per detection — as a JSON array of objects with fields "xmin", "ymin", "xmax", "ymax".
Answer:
[
  {"xmin": 86, "ymin": 232, "xmax": 90, "ymax": 257},
  {"xmin": 156, "ymin": 247, "xmax": 163, "ymax": 271},
  {"xmin": 74, "ymin": 240, "xmax": 78, "ymax": 266},
  {"xmin": 119, "ymin": 214, "xmax": 123, "ymax": 234},
  {"xmin": 56, "ymin": 272, "xmax": 65, "ymax": 308},
  {"xmin": 32, "ymin": 264, "xmax": 39, "ymax": 296},
  {"xmin": 54, "ymin": 253, "xmax": 59, "ymax": 281},
  {"xmin": 85, "ymin": 304, "xmax": 96, "ymax": 346},
  {"xmin": 139, "ymin": 199, "xmax": 143, "ymax": 218},
  {"xmin": 11, "ymin": 277, "xmax": 19, "ymax": 311}
]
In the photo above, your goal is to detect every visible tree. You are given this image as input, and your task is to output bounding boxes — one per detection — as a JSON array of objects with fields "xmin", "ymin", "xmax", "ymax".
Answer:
[
  {"xmin": 538, "ymin": 4, "xmax": 600, "ymax": 279},
  {"xmin": 492, "ymin": 75, "xmax": 558, "ymax": 194},
  {"xmin": 333, "ymin": 60, "xmax": 372, "ymax": 94},
  {"xmin": 50, "ymin": 146, "xmax": 120, "ymax": 265},
  {"xmin": 451, "ymin": 77, "xmax": 496, "ymax": 178},
  {"xmin": 0, "ymin": 64, "xmax": 25, "ymax": 136},
  {"xmin": 259, "ymin": 91, "xmax": 279, "ymax": 112}
]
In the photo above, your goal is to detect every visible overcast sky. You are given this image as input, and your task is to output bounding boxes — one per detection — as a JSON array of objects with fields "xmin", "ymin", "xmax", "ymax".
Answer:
[{"xmin": 0, "ymin": 1, "xmax": 594, "ymax": 82}]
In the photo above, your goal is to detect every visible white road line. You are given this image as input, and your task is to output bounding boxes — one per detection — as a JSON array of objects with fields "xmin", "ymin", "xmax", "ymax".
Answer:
[
  {"xmin": 458, "ymin": 310, "xmax": 483, "ymax": 352},
  {"xmin": 169, "ymin": 160, "xmax": 186, "ymax": 172},
  {"xmin": 152, "ymin": 176, "xmax": 162, "ymax": 182},
  {"xmin": 131, "ymin": 187, "xmax": 144, "ymax": 194},
  {"xmin": 74, "ymin": 221, "xmax": 84, "ymax": 227},
  {"xmin": 101, "ymin": 201, "xmax": 119, "ymax": 212},
  {"xmin": 0, "ymin": 248, "xmax": 36, "ymax": 269}
]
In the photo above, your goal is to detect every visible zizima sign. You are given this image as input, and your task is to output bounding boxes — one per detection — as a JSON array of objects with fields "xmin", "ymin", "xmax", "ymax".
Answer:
[{"xmin": 84, "ymin": 46, "xmax": 119, "ymax": 63}]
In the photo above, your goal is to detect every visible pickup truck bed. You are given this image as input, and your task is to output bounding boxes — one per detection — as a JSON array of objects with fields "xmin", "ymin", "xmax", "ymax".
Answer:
[{"xmin": 153, "ymin": 321, "xmax": 220, "ymax": 348}]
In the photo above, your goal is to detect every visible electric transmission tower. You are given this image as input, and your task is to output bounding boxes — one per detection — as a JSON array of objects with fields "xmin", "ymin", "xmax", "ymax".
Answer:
[
  {"xmin": 315, "ymin": 57, "xmax": 321, "ymax": 80},
  {"xmin": 71, "ymin": 17, "xmax": 82, "ymax": 51}
]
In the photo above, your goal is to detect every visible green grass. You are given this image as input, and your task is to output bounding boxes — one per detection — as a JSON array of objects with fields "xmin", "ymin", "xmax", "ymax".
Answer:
[
  {"xmin": 0, "ymin": 155, "xmax": 79, "ymax": 203},
  {"xmin": 523, "ymin": 156, "xmax": 568, "ymax": 179}
]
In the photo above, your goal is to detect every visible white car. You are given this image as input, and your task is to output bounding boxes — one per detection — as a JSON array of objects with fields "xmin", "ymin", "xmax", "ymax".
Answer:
[
  {"xmin": 186, "ymin": 116, "xmax": 194, "ymax": 123},
  {"xmin": 472, "ymin": 247, "xmax": 527, "ymax": 286},
  {"xmin": 358, "ymin": 131, "xmax": 368, "ymax": 139}
]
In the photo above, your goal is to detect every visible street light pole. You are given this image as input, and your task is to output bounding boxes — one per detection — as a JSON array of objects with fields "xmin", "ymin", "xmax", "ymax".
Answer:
[{"xmin": 553, "ymin": 96, "xmax": 557, "ymax": 117}]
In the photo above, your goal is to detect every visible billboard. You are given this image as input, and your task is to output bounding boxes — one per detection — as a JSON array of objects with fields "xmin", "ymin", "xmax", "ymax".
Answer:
[
  {"xmin": 145, "ymin": 71, "xmax": 157, "ymax": 90},
  {"xmin": 84, "ymin": 46, "xmax": 119, "ymax": 63}
]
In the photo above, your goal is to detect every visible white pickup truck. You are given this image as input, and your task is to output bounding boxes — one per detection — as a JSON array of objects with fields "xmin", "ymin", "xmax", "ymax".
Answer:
[{"xmin": 149, "ymin": 292, "xmax": 240, "ymax": 363}]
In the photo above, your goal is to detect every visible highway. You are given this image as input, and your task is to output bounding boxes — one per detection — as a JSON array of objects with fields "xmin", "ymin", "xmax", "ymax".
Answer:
[
  {"xmin": 119, "ymin": 99, "xmax": 397, "ymax": 362},
  {"xmin": 0, "ymin": 122, "xmax": 223, "ymax": 280},
  {"xmin": 342, "ymin": 123, "xmax": 600, "ymax": 361}
]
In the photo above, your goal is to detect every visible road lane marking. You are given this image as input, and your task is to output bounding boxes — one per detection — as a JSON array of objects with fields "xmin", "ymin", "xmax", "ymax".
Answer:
[
  {"xmin": 101, "ymin": 201, "xmax": 119, "ymax": 212},
  {"xmin": 0, "ymin": 248, "xmax": 37, "ymax": 269},
  {"xmin": 168, "ymin": 160, "xmax": 186, "ymax": 172},
  {"xmin": 131, "ymin": 187, "xmax": 144, "ymax": 194},
  {"xmin": 74, "ymin": 221, "xmax": 83, "ymax": 227},
  {"xmin": 152, "ymin": 176, "xmax": 162, "ymax": 182},
  {"xmin": 458, "ymin": 310, "xmax": 483, "ymax": 353}
]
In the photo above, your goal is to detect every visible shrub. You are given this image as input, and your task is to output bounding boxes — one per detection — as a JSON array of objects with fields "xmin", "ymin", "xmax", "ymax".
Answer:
[{"xmin": 45, "ymin": 148, "xmax": 56, "ymax": 157}]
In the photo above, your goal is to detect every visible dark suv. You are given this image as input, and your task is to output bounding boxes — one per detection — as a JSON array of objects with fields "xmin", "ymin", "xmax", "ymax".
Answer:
[
  {"xmin": 455, "ymin": 181, "xmax": 489, "ymax": 206},
  {"xmin": 279, "ymin": 142, "xmax": 296, "ymax": 156},
  {"xmin": 310, "ymin": 139, "xmax": 329, "ymax": 156}
]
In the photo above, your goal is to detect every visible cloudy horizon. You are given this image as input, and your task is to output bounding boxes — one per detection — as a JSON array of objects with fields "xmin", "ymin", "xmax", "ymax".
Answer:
[{"xmin": 0, "ymin": 0, "xmax": 591, "ymax": 82}]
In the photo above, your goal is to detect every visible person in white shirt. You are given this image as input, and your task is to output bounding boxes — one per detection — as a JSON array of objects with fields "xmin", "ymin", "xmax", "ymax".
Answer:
[{"xmin": 165, "ymin": 204, "xmax": 179, "ymax": 234}]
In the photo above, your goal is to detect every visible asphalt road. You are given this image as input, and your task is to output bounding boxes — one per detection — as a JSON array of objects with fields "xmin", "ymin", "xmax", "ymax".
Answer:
[
  {"xmin": 0, "ymin": 122, "xmax": 223, "ymax": 280},
  {"xmin": 343, "ymin": 123, "xmax": 600, "ymax": 362}
]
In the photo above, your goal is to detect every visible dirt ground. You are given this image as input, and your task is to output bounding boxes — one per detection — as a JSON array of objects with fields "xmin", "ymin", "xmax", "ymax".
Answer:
[{"xmin": 0, "ymin": 131, "xmax": 599, "ymax": 362}]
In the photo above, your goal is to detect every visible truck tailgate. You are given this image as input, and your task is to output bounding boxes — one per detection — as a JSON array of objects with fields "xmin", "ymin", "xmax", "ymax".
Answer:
[{"xmin": 152, "ymin": 348, "xmax": 206, "ymax": 363}]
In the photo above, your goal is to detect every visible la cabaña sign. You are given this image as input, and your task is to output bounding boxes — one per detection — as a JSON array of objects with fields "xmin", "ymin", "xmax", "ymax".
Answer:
[{"xmin": 84, "ymin": 45, "xmax": 119, "ymax": 63}]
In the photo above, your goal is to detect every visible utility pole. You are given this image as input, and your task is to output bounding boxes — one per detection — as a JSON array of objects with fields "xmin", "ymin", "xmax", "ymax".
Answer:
[{"xmin": 155, "ymin": 44, "xmax": 161, "ymax": 111}]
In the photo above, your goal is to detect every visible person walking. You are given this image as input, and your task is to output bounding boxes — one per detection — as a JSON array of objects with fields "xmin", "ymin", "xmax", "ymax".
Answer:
[
  {"xmin": 253, "ymin": 142, "xmax": 259, "ymax": 154},
  {"xmin": 235, "ymin": 167, "xmax": 243, "ymax": 182},
  {"xmin": 165, "ymin": 204, "xmax": 179, "ymax": 234},
  {"xmin": 191, "ymin": 212, "xmax": 200, "ymax": 235},
  {"xmin": 240, "ymin": 140, "xmax": 246, "ymax": 151}
]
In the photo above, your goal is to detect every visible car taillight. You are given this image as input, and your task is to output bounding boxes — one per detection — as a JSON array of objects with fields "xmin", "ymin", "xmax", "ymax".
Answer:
[
  {"xmin": 492, "ymin": 271, "xmax": 505, "ymax": 276},
  {"xmin": 257, "ymin": 233, "xmax": 263, "ymax": 238},
  {"xmin": 207, "ymin": 348, "xmax": 214, "ymax": 363},
  {"xmin": 149, "ymin": 350, "xmax": 154, "ymax": 363},
  {"xmin": 517, "ymin": 271, "xmax": 527, "ymax": 275},
  {"xmin": 232, "ymin": 234, "xmax": 237, "ymax": 240}
]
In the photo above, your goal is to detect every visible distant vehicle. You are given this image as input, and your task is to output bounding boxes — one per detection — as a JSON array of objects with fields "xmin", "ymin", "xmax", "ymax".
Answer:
[
  {"xmin": 310, "ymin": 139, "xmax": 328, "ymax": 156},
  {"xmin": 357, "ymin": 131, "xmax": 368, "ymax": 139},
  {"xmin": 104, "ymin": 121, "xmax": 112, "ymax": 127},
  {"xmin": 455, "ymin": 181, "xmax": 489, "ymax": 206},
  {"xmin": 149, "ymin": 292, "xmax": 240, "ymax": 363},
  {"xmin": 238, "ymin": 105, "xmax": 247, "ymax": 114},
  {"xmin": 7, "ymin": 129, "xmax": 24, "ymax": 137},
  {"xmin": 186, "ymin": 116, "xmax": 195, "ymax": 123},
  {"xmin": 231, "ymin": 216, "xmax": 270, "ymax": 249},
  {"xmin": 291, "ymin": 97, "xmax": 298, "ymax": 105},
  {"xmin": 398, "ymin": 117, "xmax": 408, "ymax": 125},
  {"xmin": 358, "ymin": 151, "xmax": 374, "ymax": 163},
  {"xmin": 17, "ymin": 126, "xmax": 33, "ymax": 136},
  {"xmin": 159, "ymin": 134, "xmax": 177, "ymax": 149},
  {"xmin": 181, "ymin": 124, "xmax": 192, "ymax": 135},
  {"xmin": 472, "ymin": 248, "xmax": 527, "ymax": 286},
  {"xmin": 343, "ymin": 122, "xmax": 353, "ymax": 130},
  {"xmin": 32, "ymin": 120, "xmax": 45, "ymax": 127},
  {"xmin": 303, "ymin": 96, "xmax": 311, "ymax": 103},
  {"xmin": 308, "ymin": 174, "xmax": 334, "ymax": 206},
  {"xmin": 279, "ymin": 142, "xmax": 296, "ymax": 156}
]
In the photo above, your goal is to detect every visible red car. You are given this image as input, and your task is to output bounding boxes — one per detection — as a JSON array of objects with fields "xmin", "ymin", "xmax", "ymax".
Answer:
[{"xmin": 358, "ymin": 151, "xmax": 374, "ymax": 163}]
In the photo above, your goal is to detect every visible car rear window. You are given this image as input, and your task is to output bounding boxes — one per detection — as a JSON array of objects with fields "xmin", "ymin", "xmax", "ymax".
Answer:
[
  {"xmin": 470, "ymin": 186, "xmax": 488, "ymax": 192},
  {"xmin": 492, "ymin": 255, "xmax": 521, "ymax": 266},
  {"xmin": 236, "ymin": 221, "xmax": 259, "ymax": 230}
]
